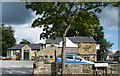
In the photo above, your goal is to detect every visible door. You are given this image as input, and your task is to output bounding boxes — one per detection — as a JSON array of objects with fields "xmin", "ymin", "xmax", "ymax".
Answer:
[
  {"xmin": 24, "ymin": 50, "xmax": 29, "ymax": 60},
  {"xmin": 39, "ymin": 56, "xmax": 44, "ymax": 62}
]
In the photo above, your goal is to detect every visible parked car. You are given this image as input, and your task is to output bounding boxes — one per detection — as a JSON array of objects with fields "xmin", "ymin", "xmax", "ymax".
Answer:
[
  {"xmin": 2, "ymin": 57, "xmax": 7, "ymax": 60},
  {"xmin": 55, "ymin": 54, "xmax": 94, "ymax": 64}
]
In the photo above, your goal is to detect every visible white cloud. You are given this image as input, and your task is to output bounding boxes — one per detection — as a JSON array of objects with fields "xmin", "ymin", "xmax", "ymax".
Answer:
[
  {"xmin": 11, "ymin": 11, "xmax": 46, "ymax": 44},
  {"xmin": 12, "ymin": 24, "xmax": 45, "ymax": 44},
  {"xmin": 104, "ymin": 34, "xmax": 112, "ymax": 38},
  {"xmin": 111, "ymin": 49, "xmax": 118, "ymax": 53},
  {"xmin": 98, "ymin": 5, "xmax": 118, "ymax": 30}
]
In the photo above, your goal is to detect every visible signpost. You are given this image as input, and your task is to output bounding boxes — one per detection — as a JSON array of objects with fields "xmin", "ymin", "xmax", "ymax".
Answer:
[
  {"xmin": 94, "ymin": 63, "xmax": 108, "ymax": 67},
  {"xmin": 94, "ymin": 63, "xmax": 108, "ymax": 76}
]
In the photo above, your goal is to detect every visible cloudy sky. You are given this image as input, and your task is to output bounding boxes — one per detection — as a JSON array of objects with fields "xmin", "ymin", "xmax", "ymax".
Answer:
[{"xmin": 0, "ymin": 2, "xmax": 119, "ymax": 52}]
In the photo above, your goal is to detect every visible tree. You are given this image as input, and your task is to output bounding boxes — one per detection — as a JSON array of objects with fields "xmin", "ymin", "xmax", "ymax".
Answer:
[
  {"xmin": 25, "ymin": 2, "xmax": 118, "ymax": 75},
  {"xmin": 97, "ymin": 39, "xmax": 113, "ymax": 60},
  {"xmin": 0, "ymin": 24, "xmax": 16, "ymax": 57},
  {"xmin": 0, "ymin": 25, "xmax": 2, "ymax": 56},
  {"xmin": 19, "ymin": 39, "xmax": 30, "ymax": 44}
]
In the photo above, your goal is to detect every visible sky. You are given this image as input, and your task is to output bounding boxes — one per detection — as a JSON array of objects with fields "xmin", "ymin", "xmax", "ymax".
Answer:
[{"xmin": 0, "ymin": 2, "xmax": 119, "ymax": 53}]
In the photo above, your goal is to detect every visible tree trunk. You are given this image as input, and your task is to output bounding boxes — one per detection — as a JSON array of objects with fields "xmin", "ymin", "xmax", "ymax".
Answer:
[{"xmin": 61, "ymin": 24, "xmax": 71, "ymax": 76}]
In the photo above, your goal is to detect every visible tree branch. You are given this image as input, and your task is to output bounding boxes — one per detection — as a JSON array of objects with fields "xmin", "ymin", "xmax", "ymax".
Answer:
[
  {"xmin": 60, "ymin": 2, "xmax": 75, "ymax": 25},
  {"xmin": 84, "ymin": 3, "xmax": 102, "ymax": 11}
]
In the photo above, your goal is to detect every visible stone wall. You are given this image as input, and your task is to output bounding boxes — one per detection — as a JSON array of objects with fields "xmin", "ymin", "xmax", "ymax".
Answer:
[
  {"xmin": 34, "ymin": 62, "xmax": 52, "ymax": 74},
  {"xmin": 61, "ymin": 63, "xmax": 93, "ymax": 74},
  {"xmin": 34, "ymin": 62, "xmax": 120, "ymax": 75},
  {"xmin": 34, "ymin": 63, "xmax": 93, "ymax": 75}
]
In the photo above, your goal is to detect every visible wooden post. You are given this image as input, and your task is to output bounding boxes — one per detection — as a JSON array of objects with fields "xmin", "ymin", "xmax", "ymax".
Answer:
[
  {"xmin": 103, "ymin": 68, "xmax": 104, "ymax": 76},
  {"xmin": 118, "ymin": 64, "xmax": 120, "ymax": 76},
  {"xmin": 54, "ymin": 50, "xmax": 57, "ymax": 75},
  {"xmin": 96, "ymin": 67, "xmax": 98, "ymax": 76},
  {"xmin": 105, "ymin": 68, "xmax": 107, "ymax": 76},
  {"xmin": 111, "ymin": 68, "xmax": 112, "ymax": 75},
  {"xmin": 54, "ymin": 50, "xmax": 56, "ymax": 62}
]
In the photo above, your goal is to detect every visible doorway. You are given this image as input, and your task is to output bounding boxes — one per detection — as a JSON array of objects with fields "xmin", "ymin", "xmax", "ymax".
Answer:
[{"xmin": 24, "ymin": 50, "xmax": 29, "ymax": 60}]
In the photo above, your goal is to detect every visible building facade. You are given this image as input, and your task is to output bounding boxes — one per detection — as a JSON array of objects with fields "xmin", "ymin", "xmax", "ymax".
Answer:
[
  {"xmin": 7, "ymin": 44, "xmax": 44, "ymax": 60},
  {"xmin": 8, "ymin": 37, "xmax": 99, "ymax": 62},
  {"xmin": 46, "ymin": 37, "xmax": 99, "ymax": 61},
  {"xmin": 104, "ymin": 51, "xmax": 114, "ymax": 62},
  {"xmin": 78, "ymin": 43, "xmax": 97, "ymax": 61},
  {"xmin": 114, "ymin": 50, "xmax": 120, "ymax": 63},
  {"xmin": 36, "ymin": 45, "xmax": 61, "ymax": 63}
]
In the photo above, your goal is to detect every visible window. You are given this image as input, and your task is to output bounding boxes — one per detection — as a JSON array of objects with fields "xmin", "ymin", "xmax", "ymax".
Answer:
[
  {"xmin": 50, "ymin": 56, "xmax": 53, "ymax": 59},
  {"xmin": 44, "ymin": 55, "xmax": 48, "ymax": 59},
  {"xmin": 84, "ymin": 57, "xmax": 90, "ymax": 61},
  {"xmin": 39, "ymin": 56, "xmax": 44, "ymax": 62},
  {"xmin": 13, "ymin": 51, "xmax": 16, "ymax": 55},
  {"xmin": 87, "ymin": 57, "xmax": 90, "ymax": 61},
  {"xmin": 8, "ymin": 51, "xmax": 11, "ymax": 56},
  {"xmin": 85, "ymin": 49, "xmax": 88, "ymax": 51},
  {"xmin": 16, "ymin": 52, "xmax": 19, "ymax": 56},
  {"xmin": 66, "ymin": 55, "xmax": 73, "ymax": 59},
  {"xmin": 9, "ymin": 51, "xmax": 11, "ymax": 56},
  {"xmin": 84, "ymin": 57, "xmax": 87, "ymax": 60},
  {"xmin": 24, "ymin": 50, "xmax": 29, "ymax": 52},
  {"xmin": 83, "ymin": 45, "xmax": 91, "ymax": 49},
  {"xmin": 75, "ymin": 57, "xmax": 80, "ymax": 60}
]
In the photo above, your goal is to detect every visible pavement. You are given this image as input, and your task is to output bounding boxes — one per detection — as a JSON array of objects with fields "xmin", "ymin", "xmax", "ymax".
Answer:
[{"xmin": 0, "ymin": 60, "xmax": 35, "ymax": 76}]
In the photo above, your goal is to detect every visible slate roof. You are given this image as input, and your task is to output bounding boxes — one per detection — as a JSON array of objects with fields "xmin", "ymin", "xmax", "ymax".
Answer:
[
  {"xmin": 105, "ymin": 51, "xmax": 114, "ymax": 56},
  {"xmin": 114, "ymin": 50, "xmax": 120, "ymax": 56},
  {"xmin": 68, "ymin": 37, "xmax": 96, "ymax": 43},
  {"xmin": 8, "ymin": 44, "xmax": 41, "ymax": 50},
  {"xmin": 46, "ymin": 38, "xmax": 62, "ymax": 44},
  {"xmin": 46, "ymin": 37, "xmax": 96, "ymax": 44}
]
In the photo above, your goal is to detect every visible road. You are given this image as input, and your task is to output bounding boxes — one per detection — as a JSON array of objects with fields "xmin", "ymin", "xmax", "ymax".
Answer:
[{"xmin": 0, "ymin": 60, "xmax": 35, "ymax": 76}]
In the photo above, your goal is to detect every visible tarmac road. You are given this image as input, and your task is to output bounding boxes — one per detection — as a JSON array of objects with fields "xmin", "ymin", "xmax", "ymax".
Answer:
[{"xmin": 0, "ymin": 60, "xmax": 35, "ymax": 76}]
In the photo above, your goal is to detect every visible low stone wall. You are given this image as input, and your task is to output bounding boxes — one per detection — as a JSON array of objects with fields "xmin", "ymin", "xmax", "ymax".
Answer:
[
  {"xmin": 34, "ymin": 62, "xmax": 93, "ymax": 75},
  {"xmin": 55, "ymin": 63, "xmax": 93, "ymax": 74},
  {"xmin": 34, "ymin": 62, "xmax": 120, "ymax": 75},
  {"xmin": 34, "ymin": 62, "xmax": 52, "ymax": 74}
]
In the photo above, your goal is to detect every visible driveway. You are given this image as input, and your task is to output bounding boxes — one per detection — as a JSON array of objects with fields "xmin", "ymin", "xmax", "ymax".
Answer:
[{"xmin": 0, "ymin": 60, "xmax": 35, "ymax": 76}]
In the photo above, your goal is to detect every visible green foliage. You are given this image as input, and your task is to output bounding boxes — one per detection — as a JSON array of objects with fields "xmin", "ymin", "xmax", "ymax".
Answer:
[
  {"xmin": 0, "ymin": 25, "xmax": 2, "ymax": 56},
  {"xmin": 19, "ymin": 39, "xmax": 30, "ymax": 44},
  {"xmin": 25, "ymin": 2, "xmax": 120, "ymax": 39},
  {"xmin": 26, "ymin": 2, "xmax": 111, "ymax": 39},
  {"xmin": 112, "ymin": 2, "xmax": 120, "ymax": 7},
  {"xmin": 0, "ymin": 24, "xmax": 16, "ymax": 57}
]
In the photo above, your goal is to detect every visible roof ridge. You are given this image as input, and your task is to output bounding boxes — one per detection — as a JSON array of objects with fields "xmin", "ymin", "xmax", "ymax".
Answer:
[
  {"xmin": 68, "ymin": 36, "xmax": 90, "ymax": 38},
  {"xmin": 16, "ymin": 44, "xmax": 38, "ymax": 45}
]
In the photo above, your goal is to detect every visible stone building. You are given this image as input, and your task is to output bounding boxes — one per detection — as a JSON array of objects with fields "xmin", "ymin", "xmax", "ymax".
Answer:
[
  {"xmin": 36, "ymin": 45, "xmax": 61, "ymax": 63},
  {"xmin": 104, "ymin": 51, "xmax": 114, "ymax": 62},
  {"xmin": 46, "ymin": 37, "xmax": 99, "ymax": 61},
  {"xmin": 7, "ymin": 37, "xmax": 99, "ymax": 62},
  {"xmin": 104, "ymin": 50, "xmax": 120, "ymax": 63},
  {"xmin": 7, "ymin": 44, "xmax": 44, "ymax": 60},
  {"xmin": 114, "ymin": 50, "xmax": 120, "ymax": 63}
]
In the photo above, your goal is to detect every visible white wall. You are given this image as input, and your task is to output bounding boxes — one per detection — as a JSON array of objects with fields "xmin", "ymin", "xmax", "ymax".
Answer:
[
  {"xmin": 59, "ymin": 37, "xmax": 78, "ymax": 48},
  {"xmin": 46, "ymin": 44, "xmax": 59, "ymax": 47},
  {"xmin": 96, "ymin": 44, "xmax": 100, "ymax": 50},
  {"xmin": 7, "ymin": 51, "xmax": 9, "ymax": 57},
  {"xmin": 46, "ymin": 37, "xmax": 78, "ymax": 48}
]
